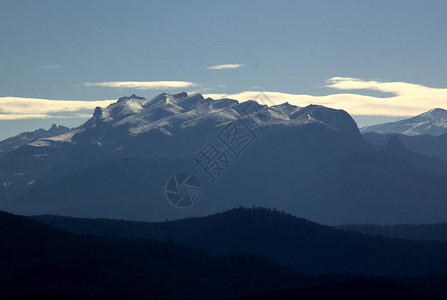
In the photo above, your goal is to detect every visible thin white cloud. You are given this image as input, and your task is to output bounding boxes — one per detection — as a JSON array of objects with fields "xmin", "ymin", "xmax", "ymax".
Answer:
[
  {"xmin": 325, "ymin": 77, "xmax": 439, "ymax": 96},
  {"xmin": 0, "ymin": 97, "xmax": 115, "ymax": 120},
  {"xmin": 0, "ymin": 113, "xmax": 93, "ymax": 120},
  {"xmin": 205, "ymin": 78, "xmax": 447, "ymax": 117},
  {"xmin": 84, "ymin": 81, "xmax": 197, "ymax": 90},
  {"xmin": 207, "ymin": 64, "xmax": 244, "ymax": 70},
  {"xmin": 4, "ymin": 78, "xmax": 446, "ymax": 120},
  {"xmin": 38, "ymin": 65, "xmax": 63, "ymax": 69}
]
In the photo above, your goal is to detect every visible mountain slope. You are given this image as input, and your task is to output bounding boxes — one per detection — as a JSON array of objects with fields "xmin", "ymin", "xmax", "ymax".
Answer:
[
  {"xmin": 361, "ymin": 108, "xmax": 447, "ymax": 136},
  {"xmin": 9, "ymin": 126, "xmax": 447, "ymax": 224},
  {"xmin": 0, "ymin": 124, "xmax": 69, "ymax": 158},
  {"xmin": 379, "ymin": 135, "xmax": 447, "ymax": 175},
  {"xmin": 0, "ymin": 210, "xmax": 304, "ymax": 299},
  {"xmin": 30, "ymin": 207, "xmax": 447, "ymax": 276}
]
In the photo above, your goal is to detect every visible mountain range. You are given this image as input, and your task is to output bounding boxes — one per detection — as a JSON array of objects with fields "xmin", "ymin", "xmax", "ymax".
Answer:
[
  {"xmin": 1, "ymin": 93, "xmax": 447, "ymax": 224},
  {"xmin": 0, "ymin": 209, "xmax": 301, "ymax": 299},
  {"xmin": 4, "ymin": 208, "xmax": 446, "ymax": 299},
  {"xmin": 29, "ymin": 207, "xmax": 447, "ymax": 277},
  {"xmin": 361, "ymin": 108, "xmax": 447, "ymax": 136}
]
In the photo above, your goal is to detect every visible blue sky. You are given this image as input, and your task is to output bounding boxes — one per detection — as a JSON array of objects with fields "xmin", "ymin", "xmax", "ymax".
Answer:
[{"xmin": 1, "ymin": 0, "xmax": 447, "ymax": 140}]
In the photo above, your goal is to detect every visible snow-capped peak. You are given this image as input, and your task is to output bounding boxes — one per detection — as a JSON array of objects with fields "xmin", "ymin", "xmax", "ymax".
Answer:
[
  {"xmin": 75, "ymin": 92, "xmax": 358, "ymax": 138},
  {"xmin": 361, "ymin": 108, "xmax": 447, "ymax": 136}
]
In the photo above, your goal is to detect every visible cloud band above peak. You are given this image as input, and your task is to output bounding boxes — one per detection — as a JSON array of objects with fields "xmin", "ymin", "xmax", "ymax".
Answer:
[
  {"xmin": 205, "ymin": 77, "xmax": 447, "ymax": 117},
  {"xmin": 0, "ymin": 97, "xmax": 115, "ymax": 120}
]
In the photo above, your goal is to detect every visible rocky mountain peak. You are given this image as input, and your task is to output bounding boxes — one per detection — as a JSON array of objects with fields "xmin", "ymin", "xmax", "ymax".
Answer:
[
  {"xmin": 117, "ymin": 94, "xmax": 147, "ymax": 103},
  {"xmin": 79, "ymin": 93, "xmax": 360, "ymax": 137}
]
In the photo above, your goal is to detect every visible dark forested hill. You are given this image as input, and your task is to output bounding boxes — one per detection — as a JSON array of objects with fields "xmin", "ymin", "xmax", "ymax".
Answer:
[
  {"xmin": 4, "ymin": 209, "xmax": 447, "ymax": 298},
  {"xmin": 31, "ymin": 207, "xmax": 447, "ymax": 277},
  {"xmin": 0, "ymin": 210, "xmax": 303, "ymax": 299}
]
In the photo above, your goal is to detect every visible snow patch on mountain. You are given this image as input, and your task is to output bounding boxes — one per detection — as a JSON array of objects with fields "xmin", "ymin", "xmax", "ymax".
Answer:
[{"xmin": 44, "ymin": 129, "xmax": 85, "ymax": 143}]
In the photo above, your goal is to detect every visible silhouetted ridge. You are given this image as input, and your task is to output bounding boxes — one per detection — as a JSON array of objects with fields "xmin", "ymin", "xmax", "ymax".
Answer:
[
  {"xmin": 0, "ymin": 211, "xmax": 69, "ymax": 242},
  {"xmin": 31, "ymin": 207, "xmax": 447, "ymax": 276},
  {"xmin": 1, "ymin": 210, "xmax": 304, "ymax": 299}
]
